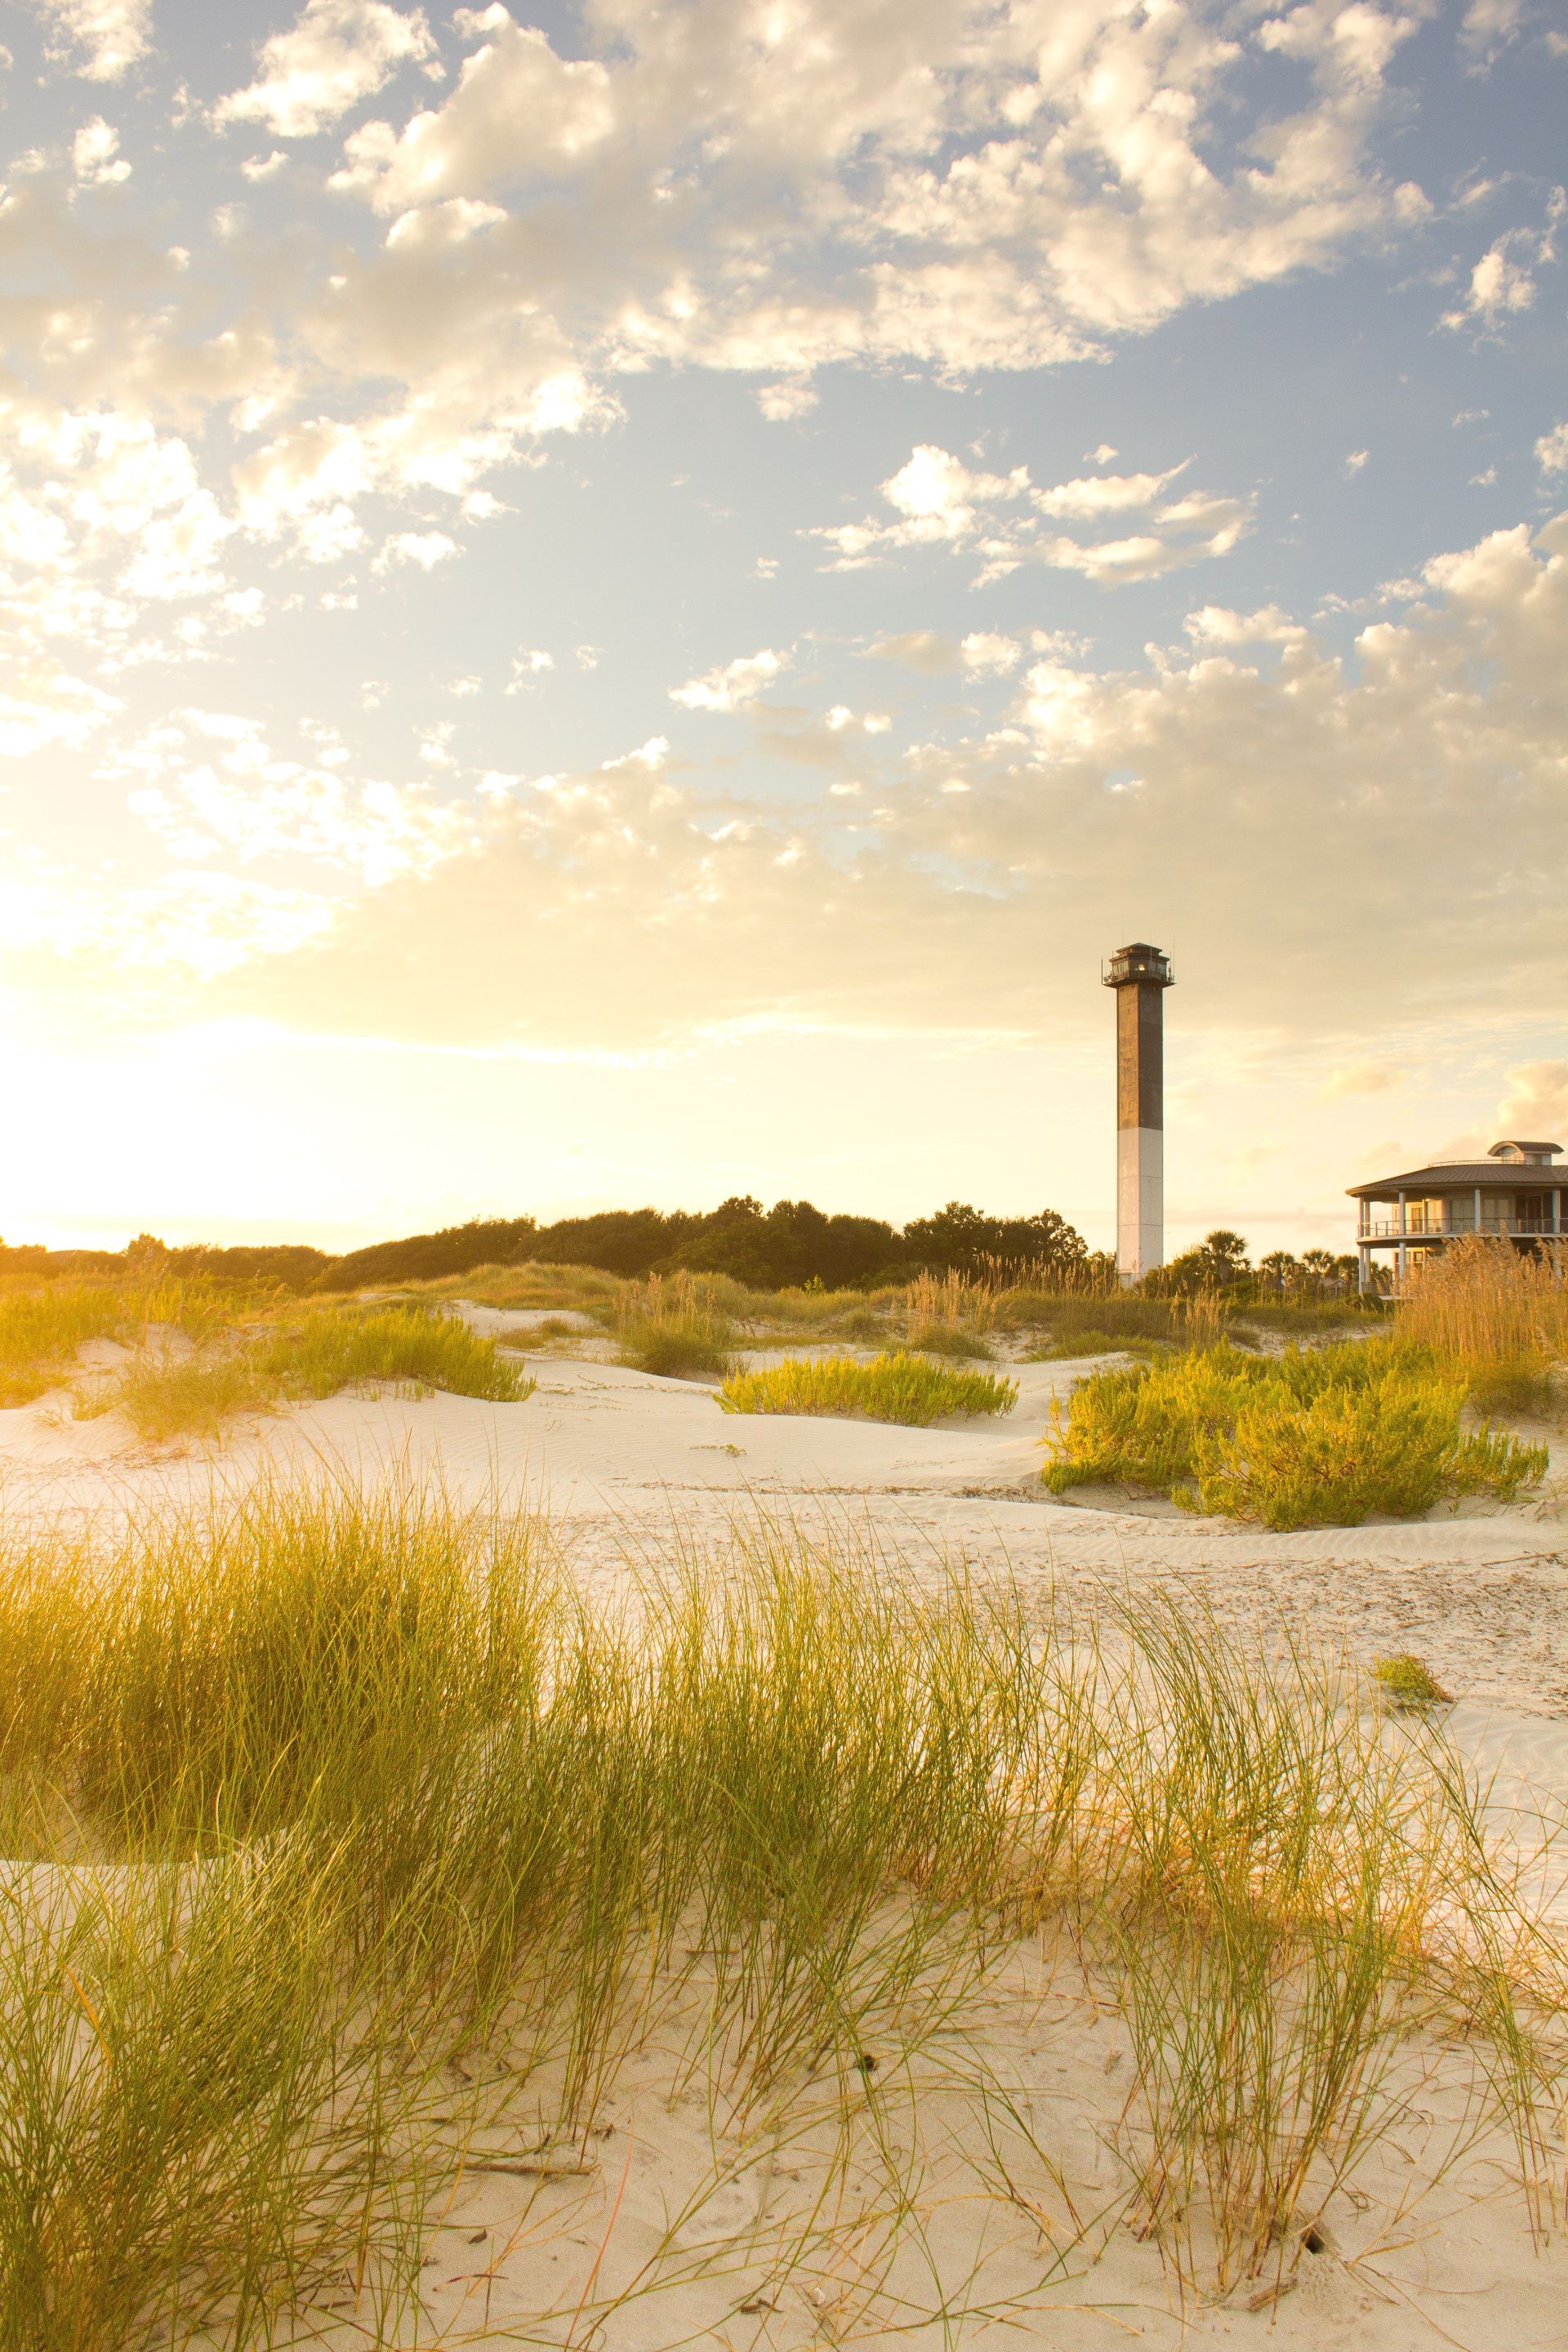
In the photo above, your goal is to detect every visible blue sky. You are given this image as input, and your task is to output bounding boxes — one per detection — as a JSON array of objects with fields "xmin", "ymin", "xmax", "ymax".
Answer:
[{"xmin": 1, "ymin": 0, "xmax": 1564, "ymax": 1254}]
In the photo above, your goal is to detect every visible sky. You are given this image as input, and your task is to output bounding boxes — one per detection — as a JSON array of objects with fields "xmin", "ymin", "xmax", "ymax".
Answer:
[{"xmin": 0, "ymin": 0, "xmax": 1565, "ymax": 1257}]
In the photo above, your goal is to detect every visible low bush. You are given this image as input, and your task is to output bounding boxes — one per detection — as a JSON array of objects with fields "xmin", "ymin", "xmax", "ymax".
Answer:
[
  {"xmin": 1042, "ymin": 1339, "xmax": 1547, "ymax": 1530},
  {"xmin": 719, "ymin": 1351, "xmax": 1018, "ymax": 1427}
]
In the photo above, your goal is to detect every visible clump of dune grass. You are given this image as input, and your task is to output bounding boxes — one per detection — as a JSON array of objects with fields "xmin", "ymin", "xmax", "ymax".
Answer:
[
  {"xmin": 1401, "ymin": 1235, "xmax": 1568, "ymax": 1414},
  {"xmin": 78, "ymin": 1347, "xmax": 278, "ymax": 1443},
  {"xmin": 1373, "ymin": 1652, "xmax": 1453, "ymax": 1708},
  {"xmin": 257, "ymin": 1302, "xmax": 531, "ymax": 1403},
  {"xmin": 615, "ymin": 1272, "xmax": 738, "ymax": 1379},
  {"xmin": 0, "ymin": 1484, "xmax": 1561, "ymax": 2339},
  {"xmin": 904, "ymin": 1316, "xmax": 994, "ymax": 1358},
  {"xmin": 1023, "ymin": 1328, "xmax": 1149, "ymax": 1361},
  {"xmin": 719, "ymin": 1351, "xmax": 1017, "ymax": 1426},
  {"xmin": 76, "ymin": 1305, "xmax": 531, "ymax": 1442},
  {"xmin": 1043, "ymin": 1339, "xmax": 1547, "ymax": 1528}
]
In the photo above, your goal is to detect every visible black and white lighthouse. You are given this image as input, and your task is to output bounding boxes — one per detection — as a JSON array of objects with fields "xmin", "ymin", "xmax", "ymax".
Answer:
[{"xmin": 1103, "ymin": 942, "xmax": 1174, "ymax": 1285}]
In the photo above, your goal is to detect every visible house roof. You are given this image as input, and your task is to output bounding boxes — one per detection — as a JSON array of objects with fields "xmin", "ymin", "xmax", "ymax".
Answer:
[{"xmin": 1347, "ymin": 1160, "xmax": 1566, "ymax": 1200}]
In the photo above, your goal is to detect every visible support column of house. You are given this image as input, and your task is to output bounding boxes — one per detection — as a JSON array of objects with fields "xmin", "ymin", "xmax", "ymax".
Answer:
[
  {"xmin": 1396, "ymin": 1191, "xmax": 1408, "ymax": 1292},
  {"xmin": 1474, "ymin": 1185, "xmax": 1482, "ymax": 1240}
]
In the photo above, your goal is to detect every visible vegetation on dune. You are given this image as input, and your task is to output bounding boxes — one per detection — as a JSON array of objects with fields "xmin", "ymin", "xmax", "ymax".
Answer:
[
  {"xmin": 1400, "ymin": 1233, "xmax": 1568, "ymax": 1412},
  {"xmin": 1043, "ymin": 1339, "xmax": 1547, "ymax": 1528},
  {"xmin": 0, "ymin": 1486, "xmax": 1560, "ymax": 2343},
  {"xmin": 719, "ymin": 1352, "xmax": 1018, "ymax": 1426},
  {"xmin": 614, "ymin": 1271, "xmax": 739, "ymax": 1379},
  {"xmin": 257, "ymin": 1303, "xmax": 530, "ymax": 1402},
  {"xmin": 1373, "ymin": 1653, "xmax": 1454, "ymax": 1708},
  {"xmin": 74, "ymin": 1303, "xmax": 532, "ymax": 1441}
]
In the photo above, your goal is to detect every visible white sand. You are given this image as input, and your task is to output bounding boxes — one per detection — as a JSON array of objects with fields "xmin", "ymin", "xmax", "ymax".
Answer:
[{"xmin": 5, "ymin": 1335, "xmax": 1566, "ymax": 2347}]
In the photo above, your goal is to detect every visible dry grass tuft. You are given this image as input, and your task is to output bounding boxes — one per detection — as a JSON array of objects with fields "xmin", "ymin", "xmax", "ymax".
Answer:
[{"xmin": 1400, "ymin": 1236, "xmax": 1568, "ymax": 1411}]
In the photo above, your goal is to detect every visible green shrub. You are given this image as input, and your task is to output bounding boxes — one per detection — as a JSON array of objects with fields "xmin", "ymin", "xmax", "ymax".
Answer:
[
  {"xmin": 719, "ymin": 1351, "xmax": 1018, "ymax": 1427},
  {"xmin": 1043, "ymin": 1339, "xmax": 1547, "ymax": 1530}
]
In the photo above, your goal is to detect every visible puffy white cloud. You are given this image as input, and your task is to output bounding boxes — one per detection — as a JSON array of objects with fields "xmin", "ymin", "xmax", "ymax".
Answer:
[
  {"xmin": 329, "ymin": 11, "xmax": 612, "ymax": 207},
  {"xmin": 810, "ymin": 444, "xmax": 1252, "ymax": 584},
  {"xmin": 959, "ymin": 631, "xmax": 1021, "ymax": 675},
  {"xmin": 1537, "ymin": 421, "xmax": 1568, "ymax": 474},
  {"xmin": 71, "ymin": 118, "xmax": 131, "ymax": 185},
  {"xmin": 27, "ymin": 0, "xmax": 149, "ymax": 82},
  {"xmin": 670, "ymin": 648, "xmax": 786, "ymax": 711},
  {"xmin": 1183, "ymin": 604, "xmax": 1308, "ymax": 648},
  {"xmin": 370, "ymin": 528, "xmax": 458, "ymax": 571},
  {"xmin": 1442, "ymin": 193, "xmax": 1563, "ymax": 331},
  {"xmin": 214, "ymin": 1, "xmax": 438, "ymax": 140}
]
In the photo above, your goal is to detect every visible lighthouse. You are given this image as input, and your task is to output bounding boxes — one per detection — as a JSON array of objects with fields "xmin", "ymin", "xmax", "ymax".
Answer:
[{"xmin": 1103, "ymin": 942, "xmax": 1174, "ymax": 1285}]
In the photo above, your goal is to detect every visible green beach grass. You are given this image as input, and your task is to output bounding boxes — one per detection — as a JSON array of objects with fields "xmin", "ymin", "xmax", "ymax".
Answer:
[
  {"xmin": 0, "ymin": 1481, "xmax": 1560, "ymax": 2342},
  {"xmin": 719, "ymin": 1350, "xmax": 1018, "ymax": 1425}
]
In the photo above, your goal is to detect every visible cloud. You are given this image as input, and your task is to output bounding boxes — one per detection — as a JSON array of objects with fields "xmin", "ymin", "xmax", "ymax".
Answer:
[
  {"xmin": 1183, "ymin": 605, "xmax": 1308, "ymax": 648},
  {"xmin": 960, "ymin": 632, "xmax": 1021, "ymax": 675},
  {"xmin": 1442, "ymin": 194, "xmax": 1564, "ymax": 331},
  {"xmin": 370, "ymin": 528, "xmax": 459, "ymax": 572},
  {"xmin": 4, "ymin": 0, "xmax": 1444, "ymax": 615},
  {"xmin": 27, "ymin": 0, "xmax": 149, "ymax": 82},
  {"xmin": 123, "ymin": 709, "xmax": 469, "ymax": 884},
  {"xmin": 1316, "ymin": 1060, "xmax": 1400, "ymax": 1101},
  {"xmin": 1496, "ymin": 1060, "xmax": 1568, "ymax": 1141},
  {"xmin": 1345, "ymin": 448, "xmax": 1369, "ymax": 475},
  {"xmin": 811, "ymin": 445, "xmax": 1251, "ymax": 584},
  {"xmin": 670, "ymin": 648, "xmax": 786, "ymax": 712},
  {"xmin": 62, "ymin": 509, "xmax": 1561, "ymax": 1060},
  {"xmin": 72, "ymin": 118, "xmax": 131, "ymax": 185},
  {"xmin": 755, "ymin": 381, "xmax": 819, "ymax": 422},
  {"xmin": 866, "ymin": 630, "xmax": 960, "ymax": 675},
  {"xmin": 1538, "ymin": 421, "xmax": 1568, "ymax": 474},
  {"xmin": 214, "ymin": 1, "xmax": 438, "ymax": 140},
  {"xmin": 329, "ymin": 11, "xmax": 612, "ymax": 205}
]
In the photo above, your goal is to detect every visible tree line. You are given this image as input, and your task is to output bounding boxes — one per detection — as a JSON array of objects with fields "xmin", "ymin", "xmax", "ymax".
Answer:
[{"xmin": 0, "ymin": 1199, "xmax": 1095, "ymax": 1295}]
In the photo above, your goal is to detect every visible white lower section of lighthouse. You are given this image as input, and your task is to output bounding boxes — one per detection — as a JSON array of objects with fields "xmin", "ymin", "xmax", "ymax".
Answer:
[{"xmin": 1116, "ymin": 1125, "xmax": 1163, "ymax": 1286}]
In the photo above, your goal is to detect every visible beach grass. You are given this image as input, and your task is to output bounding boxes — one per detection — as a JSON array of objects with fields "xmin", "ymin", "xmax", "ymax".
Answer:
[
  {"xmin": 74, "ymin": 1303, "xmax": 532, "ymax": 1442},
  {"xmin": 1042, "ymin": 1339, "xmax": 1547, "ymax": 1528},
  {"xmin": 0, "ymin": 1483, "xmax": 1561, "ymax": 2341},
  {"xmin": 615, "ymin": 1272, "xmax": 738, "ymax": 1379},
  {"xmin": 719, "ymin": 1351, "xmax": 1018, "ymax": 1426},
  {"xmin": 1399, "ymin": 1235, "xmax": 1568, "ymax": 1413}
]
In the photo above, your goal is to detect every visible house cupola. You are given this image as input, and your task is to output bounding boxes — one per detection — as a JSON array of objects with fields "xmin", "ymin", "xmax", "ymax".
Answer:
[{"xmin": 1487, "ymin": 1140, "xmax": 1562, "ymax": 1165}]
